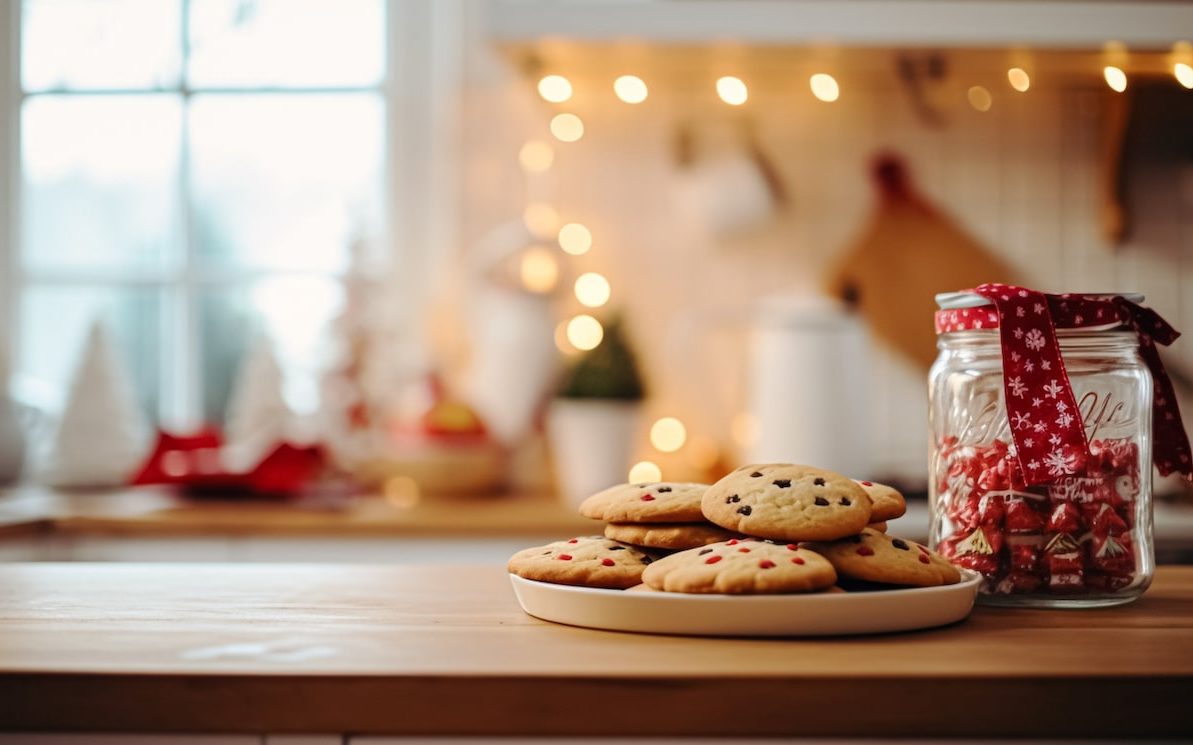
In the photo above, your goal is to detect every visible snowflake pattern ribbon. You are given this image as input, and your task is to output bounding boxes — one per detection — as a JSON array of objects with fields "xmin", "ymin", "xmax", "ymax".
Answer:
[{"xmin": 936, "ymin": 284, "xmax": 1193, "ymax": 485}]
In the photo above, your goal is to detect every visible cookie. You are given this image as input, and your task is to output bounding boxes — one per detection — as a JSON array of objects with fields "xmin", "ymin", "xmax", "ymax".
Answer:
[
  {"xmin": 507, "ymin": 536, "xmax": 654, "ymax": 589},
  {"xmin": 579, "ymin": 482, "xmax": 708, "ymax": 523},
  {"xmin": 604, "ymin": 521, "xmax": 737, "ymax": 550},
  {"xmin": 641, "ymin": 538, "xmax": 837, "ymax": 594},
  {"xmin": 810, "ymin": 528, "xmax": 961, "ymax": 587},
  {"xmin": 701, "ymin": 464, "xmax": 872, "ymax": 541},
  {"xmin": 868, "ymin": 521, "xmax": 888, "ymax": 533},
  {"xmin": 854, "ymin": 480, "xmax": 907, "ymax": 521}
]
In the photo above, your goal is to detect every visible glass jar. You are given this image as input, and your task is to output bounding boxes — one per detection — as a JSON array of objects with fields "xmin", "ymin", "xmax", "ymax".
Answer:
[{"xmin": 929, "ymin": 294, "xmax": 1154, "ymax": 608}]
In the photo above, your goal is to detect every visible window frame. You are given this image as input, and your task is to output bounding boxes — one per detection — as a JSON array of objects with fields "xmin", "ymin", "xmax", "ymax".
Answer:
[{"xmin": 0, "ymin": 0, "xmax": 463, "ymax": 430}]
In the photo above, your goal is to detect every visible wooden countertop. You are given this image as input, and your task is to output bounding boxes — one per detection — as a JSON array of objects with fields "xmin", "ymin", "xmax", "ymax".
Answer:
[
  {"xmin": 2, "ymin": 563, "xmax": 1191, "ymax": 738},
  {"xmin": 0, "ymin": 485, "xmax": 594, "ymax": 539}
]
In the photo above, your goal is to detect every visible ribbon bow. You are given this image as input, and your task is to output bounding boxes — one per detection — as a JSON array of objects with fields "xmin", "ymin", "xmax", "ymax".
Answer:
[{"xmin": 954, "ymin": 284, "xmax": 1191, "ymax": 485}]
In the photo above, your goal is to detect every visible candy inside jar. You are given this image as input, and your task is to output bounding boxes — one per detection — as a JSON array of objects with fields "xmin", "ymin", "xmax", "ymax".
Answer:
[{"xmin": 929, "ymin": 286, "xmax": 1190, "ymax": 608}]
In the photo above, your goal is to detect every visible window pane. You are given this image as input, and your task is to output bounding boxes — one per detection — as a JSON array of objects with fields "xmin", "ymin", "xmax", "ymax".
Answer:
[
  {"xmin": 17, "ymin": 285, "xmax": 163, "ymax": 419},
  {"xmin": 187, "ymin": 0, "xmax": 385, "ymax": 88},
  {"xmin": 189, "ymin": 94, "xmax": 383, "ymax": 272},
  {"xmin": 21, "ymin": 95, "xmax": 182, "ymax": 274},
  {"xmin": 200, "ymin": 277, "xmax": 344, "ymax": 424},
  {"xmin": 21, "ymin": 0, "xmax": 181, "ymax": 91}
]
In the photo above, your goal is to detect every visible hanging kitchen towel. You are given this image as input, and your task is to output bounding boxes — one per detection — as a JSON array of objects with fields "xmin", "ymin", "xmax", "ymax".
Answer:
[{"xmin": 825, "ymin": 153, "xmax": 1018, "ymax": 368}]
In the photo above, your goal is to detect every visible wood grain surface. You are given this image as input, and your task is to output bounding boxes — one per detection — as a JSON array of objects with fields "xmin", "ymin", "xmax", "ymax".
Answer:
[{"xmin": 1, "ymin": 563, "xmax": 1191, "ymax": 737}]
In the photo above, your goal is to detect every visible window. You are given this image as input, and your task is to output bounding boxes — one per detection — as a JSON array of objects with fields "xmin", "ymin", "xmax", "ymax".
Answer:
[{"xmin": 13, "ymin": 0, "xmax": 387, "ymax": 428}]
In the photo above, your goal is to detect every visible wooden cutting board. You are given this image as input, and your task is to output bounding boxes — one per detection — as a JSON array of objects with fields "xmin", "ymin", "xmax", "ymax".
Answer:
[{"xmin": 826, "ymin": 155, "xmax": 1018, "ymax": 368}]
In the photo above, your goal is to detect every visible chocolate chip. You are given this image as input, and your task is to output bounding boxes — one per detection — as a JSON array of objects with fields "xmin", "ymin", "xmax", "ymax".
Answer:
[
  {"xmin": 773, "ymin": 479, "xmax": 791, "ymax": 488},
  {"xmin": 609, "ymin": 546, "xmax": 626, "ymax": 551},
  {"xmin": 892, "ymin": 539, "xmax": 910, "ymax": 550},
  {"xmin": 542, "ymin": 551, "xmax": 552, "ymax": 555},
  {"xmin": 699, "ymin": 548, "xmax": 713, "ymax": 555},
  {"xmin": 750, "ymin": 471, "xmax": 763, "ymax": 477},
  {"xmin": 814, "ymin": 477, "xmax": 826, "ymax": 486},
  {"xmin": 641, "ymin": 556, "xmax": 653, "ymax": 564},
  {"xmin": 635, "ymin": 484, "xmax": 647, "ymax": 488},
  {"xmin": 737, "ymin": 505, "xmax": 752, "ymax": 516},
  {"xmin": 657, "ymin": 486, "xmax": 672, "ymax": 493},
  {"xmin": 849, "ymin": 534, "xmax": 864, "ymax": 543},
  {"xmin": 726, "ymin": 494, "xmax": 741, "ymax": 503},
  {"xmin": 814, "ymin": 496, "xmax": 829, "ymax": 506},
  {"xmin": 839, "ymin": 497, "xmax": 851, "ymax": 506}
]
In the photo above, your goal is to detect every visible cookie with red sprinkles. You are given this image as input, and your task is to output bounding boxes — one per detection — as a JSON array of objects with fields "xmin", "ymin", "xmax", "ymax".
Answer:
[
  {"xmin": 507, "ymin": 537, "xmax": 655, "ymax": 589},
  {"xmin": 809, "ymin": 528, "xmax": 961, "ymax": 587},
  {"xmin": 852, "ymin": 479, "xmax": 907, "ymax": 522},
  {"xmin": 604, "ymin": 521, "xmax": 737, "ymax": 550},
  {"xmin": 641, "ymin": 538, "xmax": 837, "ymax": 594},
  {"xmin": 579, "ymin": 482, "xmax": 709, "ymax": 523}
]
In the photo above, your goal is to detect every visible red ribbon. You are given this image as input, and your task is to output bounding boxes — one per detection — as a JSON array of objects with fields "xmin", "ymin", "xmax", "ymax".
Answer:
[{"xmin": 935, "ymin": 283, "xmax": 1192, "ymax": 485}]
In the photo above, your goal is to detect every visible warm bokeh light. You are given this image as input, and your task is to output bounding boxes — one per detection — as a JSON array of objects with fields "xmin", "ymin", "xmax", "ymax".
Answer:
[
  {"xmin": 650, "ymin": 417, "xmax": 687, "ymax": 453},
  {"xmin": 554, "ymin": 320, "xmax": 580, "ymax": 355},
  {"xmin": 518, "ymin": 140, "xmax": 554, "ymax": 172},
  {"xmin": 573, "ymin": 272, "xmax": 610, "ymax": 308},
  {"xmin": 1175, "ymin": 62, "xmax": 1193, "ymax": 89},
  {"xmin": 1007, "ymin": 67, "xmax": 1031, "ymax": 92},
  {"xmin": 613, "ymin": 75, "xmax": 648, "ymax": 104},
  {"xmin": 628, "ymin": 460, "xmax": 662, "ymax": 484},
  {"xmin": 731, "ymin": 412, "xmax": 758, "ymax": 448},
  {"xmin": 557, "ymin": 222, "xmax": 592, "ymax": 255},
  {"xmin": 716, "ymin": 76, "xmax": 748, "ymax": 105},
  {"xmin": 523, "ymin": 202, "xmax": 560, "ymax": 237},
  {"xmin": 549, "ymin": 112, "xmax": 584, "ymax": 142},
  {"xmin": 566, "ymin": 314, "xmax": 603, "ymax": 351},
  {"xmin": 384, "ymin": 475, "xmax": 421, "ymax": 509},
  {"xmin": 686, "ymin": 436, "xmax": 720, "ymax": 470},
  {"xmin": 967, "ymin": 86, "xmax": 992, "ymax": 112},
  {"xmin": 537, "ymin": 74, "xmax": 572, "ymax": 103},
  {"xmin": 809, "ymin": 73, "xmax": 839, "ymax": 102},
  {"xmin": 520, "ymin": 246, "xmax": 559, "ymax": 293},
  {"xmin": 1103, "ymin": 66, "xmax": 1127, "ymax": 92}
]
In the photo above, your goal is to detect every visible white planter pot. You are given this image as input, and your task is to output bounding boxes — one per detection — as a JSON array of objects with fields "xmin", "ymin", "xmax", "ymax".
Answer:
[{"xmin": 546, "ymin": 399, "xmax": 640, "ymax": 509}]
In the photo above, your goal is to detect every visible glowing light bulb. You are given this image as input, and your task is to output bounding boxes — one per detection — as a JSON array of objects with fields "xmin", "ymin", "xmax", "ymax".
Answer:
[
  {"xmin": 554, "ymin": 320, "xmax": 579, "ymax": 355},
  {"xmin": 519, "ymin": 141, "xmax": 554, "ymax": 172},
  {"xmin": 809, "ymin": 73, "xmax": 839, "ymax": 102},
  {"xmin": 1104, "ymin": 66, "xmax": 1127, "ymax": 92},
  {"xmin": 523, "ymin": 203, "xmax": 560, "ymax": 237},
  {"xmin": 1175, "ymin": 62, "xmax": 1193, "ymax": 89},
  {"xmin": 550, "ymin": 113, "xmax": 584, "ymax": 142},
  {"xmin": 537, "ymin": 75, "xmax": 572, "ymax": 103},
  {"xmin": 716, "ymin": 76, "xmax": 748, "ymax": 106},
  {"xmin": 1007, "ymin": 67, "xmax": 1030, "ymax": 92},
  {"xmin": 628, "ymin": 460, "xmax": 662, "ymax": 483},
  {"xmin": 650, "ymin": 417, "xmax": 687, "ymax": 453},
  {"xmin": 613, "ymin": 75, "xmax": 648, "ymax": 104},
  {"xmin": 967, "ymin": 86, "xmax": 993, "ymax": 112},
  {"xmin": 566, "ymin": 314, "xmax": 603, "ymax": 351},
  {"xmin": 520, "ymin": 246, "xmax": 559, "ymax": 293},
  {"xmin": 573, "ymin": 272, "xmax": 610, "ymax": 308},
  {"xmin": 557, "ymin": 222, "xmax": 592, "ymax": 255}
]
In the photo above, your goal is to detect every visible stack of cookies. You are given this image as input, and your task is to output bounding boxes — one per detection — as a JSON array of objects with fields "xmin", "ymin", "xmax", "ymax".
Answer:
[{"xmin": 508, "ymin": 463, "xmax": 961, "ymax": 594}]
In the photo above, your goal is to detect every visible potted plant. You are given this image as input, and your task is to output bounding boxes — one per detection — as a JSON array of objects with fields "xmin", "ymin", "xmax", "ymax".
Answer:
[{"xmin": 547, "ymin": 317, "xmax": 645, "ymax": 508}]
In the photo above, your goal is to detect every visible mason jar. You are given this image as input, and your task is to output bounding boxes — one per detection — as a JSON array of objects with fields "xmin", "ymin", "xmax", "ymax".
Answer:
[{"xmin": 929, "ymin": 291, "xmax": 1155, "ymax": 608}]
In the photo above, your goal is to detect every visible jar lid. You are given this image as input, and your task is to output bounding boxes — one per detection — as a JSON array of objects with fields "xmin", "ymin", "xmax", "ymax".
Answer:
[{"xmin": 935, "ymin": 290, "xmax": 1145, "ymax": 310}]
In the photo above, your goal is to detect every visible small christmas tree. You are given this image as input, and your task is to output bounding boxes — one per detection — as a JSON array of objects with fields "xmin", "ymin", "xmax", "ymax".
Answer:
[
  {"xmin": 46, "ymin": 320, "xmax": 148, "ymax": 487},
  {"xmin": 557, "ymin": 317, "xmax": 645, "ymax": 400},
  {"xmin": 223, "ymin": 332, "xmax": 291, "ymax": 472}
]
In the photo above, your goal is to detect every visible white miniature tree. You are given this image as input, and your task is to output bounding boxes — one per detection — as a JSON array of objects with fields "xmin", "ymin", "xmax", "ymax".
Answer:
[
  {"xmin": 46, "ymin": 320, "xmax": 148, "ymax": 487},
  {"xmin": 222, "ymin": 332, "xmax": 291, "ymax": 473}
]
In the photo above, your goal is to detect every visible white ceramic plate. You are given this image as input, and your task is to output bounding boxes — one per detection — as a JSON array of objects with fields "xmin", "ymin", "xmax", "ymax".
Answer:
[{"xmin": 510, "ymin": 570, "xmax": 982, "ymax": 637}]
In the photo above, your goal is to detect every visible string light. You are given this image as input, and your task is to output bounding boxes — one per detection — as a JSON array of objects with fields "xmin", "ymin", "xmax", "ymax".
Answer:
[
  {"xmin": 573, "ymin": 272, "xmax": 611, "ymax": 308},
  {"xmin": 1103, "ymin": 66, "xmax": 1127, "ymax": 92},
  {"xmin": 613, "ymin": 75, "xmax": 649, "ymax": 104},
  {"xmin": 554, "ymin": 320, "xmax": 580, "ymax": 355},
  {"xmin": 523, "ymin": 203, "xmax": 560, "ymax": 237},
  {"xmin": 650, "ymin": 417, "xmax": 687, "ymax": 453},
  {"xmin": 520, "ymin": 246, "xmax": 559, "ymax": 293},
  {"xmin": 809, "ymin": 73, "xmax": 840, "ymax": 102},
  {"xmin": 716, "ymin": 76, "xmax": 748, "ymax": 105},
  {"xmin": 557, "ymin": 222, "xmax": 592, "ymax": 255},
  {"xmin": 1175, "ymin": 62, "xmax": 1193, "ymax": 89},
  {"xmin": 1007, "ymin": 67, "xmax": 1031, "ymax": 92},
  {"xmin": 550, "ymin": 113, "xmax": 584, "ymax": 142},
  {"xmin": 537, "ymin": 75, "xmax": 572, "ymax": 103},
  {"xmin": 518, "ymin": 141, "xmax": 554, "ymax": 172},
  {"xmin": 628, "ymin": 460, "xmax": 662, "ymax": 483},
  {"xmin": 566, "ymin": 314, "xmax": 603, "ymax": 351},
  {"xmin": 967, "ymin": 86, "xmax": 993, "ymax": 112}
]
